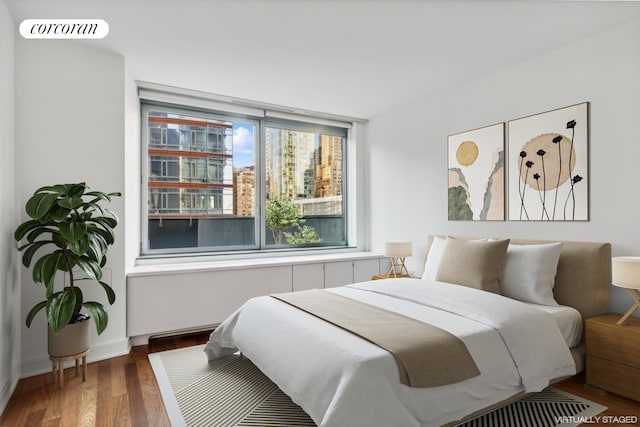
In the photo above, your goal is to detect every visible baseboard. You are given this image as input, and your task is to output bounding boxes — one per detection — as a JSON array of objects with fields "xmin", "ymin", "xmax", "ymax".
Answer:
[
  {"xmin": 129, "ymin": 334, "xmax": 150, "ymax": 346},
  {"xmin": 20, "ymin": 338, "xmax": 131, "ymax": 379},
  {"xmin": 0, "ymin": 375, "xmax": 19, "ymax": 418}
]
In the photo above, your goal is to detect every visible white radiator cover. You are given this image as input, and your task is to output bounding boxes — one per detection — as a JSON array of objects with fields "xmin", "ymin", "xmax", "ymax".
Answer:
[{"xmin": 127, "ymin": 254, "xmax": 387, "ymax": 344}]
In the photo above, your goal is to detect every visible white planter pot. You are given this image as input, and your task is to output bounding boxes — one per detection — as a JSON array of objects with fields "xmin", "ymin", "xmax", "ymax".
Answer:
[{"xmin": 47, "ymin": 316, "xmax": 91, "ymax": 357}]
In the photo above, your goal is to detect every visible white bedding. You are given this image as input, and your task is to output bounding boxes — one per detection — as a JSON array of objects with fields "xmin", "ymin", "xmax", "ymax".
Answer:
[
  {"xmin": 520, "ymin": 302, "xmax": 583, "ymax": 348},
  {"xmin": 204, "ymin": 279, "xmax": 576, "ymax": 427}
]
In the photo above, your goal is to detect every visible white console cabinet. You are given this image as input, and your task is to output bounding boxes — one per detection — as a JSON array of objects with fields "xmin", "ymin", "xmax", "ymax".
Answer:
[
  {"xmin": 292, "ymin": 263, "xmax": 324, "ymax": 291},
  {"xmin": 127, "ymin": 253, "xmax": 385, "ymax": 345},
  {"xmin": 324, "ymin": 261, "xmax": 355, "ymax": 288},
  {"xmin": 355, "ymin": 258, "xmax": 384, "ymax": 282}
]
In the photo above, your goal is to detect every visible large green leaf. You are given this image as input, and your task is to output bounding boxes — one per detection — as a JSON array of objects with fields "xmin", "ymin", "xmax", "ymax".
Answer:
[
  {"xmin": 51, "ymin": 232, "xmax": 66, "ymax": 248},
  {"xmin": 87, "ymin": 232, "xmax": 107, "ymax": 261},
  {"xmin": 19, "ymin": 241, "xmax": 51, "ymax": 268},
  {"xmin": 94, "ymin": 227, "xmax": 115, "ymax": 245},
  {"xmin": 68, "ymin": 235, "xmax": 91, "ymax": 257},
  {"xmin": 82, "ymin": 301, "xmax": 108, "ymax": 335},
  {"xmin": 31, "ymin": 256, "xmax": 46, "ymax": 284},
  {"xmin": 25, "ymin": 300, "xmax": 47, "ymax": 327},
  {"xmin": 99, "ymin": 281, "xmax": 116, "ymax": 305},
  {"xmin": 58, "ymin": 196, "xmax": 84, "ymax": 210},
  {"xmin": 65, "ymin": 183, "xmax": 87, "ymax": 198},
  {"xmin": 79, "ymin": 192, "xmax": 120, "ymax": 215},
  {"xmin": 14, "ymin": 219, "xmax": 41, "ymax": 241},
  {"xmin": 83, "ymin": 202, "xmax": 105, "ymax": 216},
  {"xmin": 74, "ymin": 257, "xmax": 102, "ymax": 282},
  {"xmin": 49, "ymin": 204, "xmax": 72, "ymax": 221},
  {"xmin": 59, "ymin": 221, "xmax": 88, "ymax": 243},
  {"xmin": 34, "ymin": 185, "xmax": 64, "ymax": 194},
  {"xmin": 46, "ymin": 290, "xmax": 76, "ymax": 334},
  {"xmin": 25, "ymin": 227, "xmax": 53, "ymax": 244},
  {"xmin": 34, "ymin": 252, "xmax": 66, "ymax": 289},
  {"xmin": 65, "ymin": 286, "xmax": 84, "ymax": 317},
  {"xmin": 91, "ymin": 216, "xmax": 118, "ymax": 229},
  {"xmin": 25, "ymin": 193, "xmax": 60, "ymax": 220},
  {"xmin": 85, "ymin": 191, "xmax": 112, "ymax": 205},
  {"xmin": 46, "ymin": 275, "xmax": 55, "ymax": 298}
]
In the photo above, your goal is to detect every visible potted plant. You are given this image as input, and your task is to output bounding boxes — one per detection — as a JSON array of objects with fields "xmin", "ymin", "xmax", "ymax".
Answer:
[{"xmin": 14, "ymin": 183, "xmax": 120, "ymax": 357}]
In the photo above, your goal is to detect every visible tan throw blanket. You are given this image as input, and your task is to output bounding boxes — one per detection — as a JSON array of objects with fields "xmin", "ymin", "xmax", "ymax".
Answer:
[{"xmin": 270, "ymin": 289, "xmax": 480, "ymax": 388}]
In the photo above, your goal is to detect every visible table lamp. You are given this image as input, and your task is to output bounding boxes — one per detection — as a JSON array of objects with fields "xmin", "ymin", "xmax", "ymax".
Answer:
[
  {"xmin": 612, "ymin": 256, "xmax": 640, "ymax": 325},
  {"xmin": 384, "ymin": 241, "xmax": 412, "ymax": 278}
]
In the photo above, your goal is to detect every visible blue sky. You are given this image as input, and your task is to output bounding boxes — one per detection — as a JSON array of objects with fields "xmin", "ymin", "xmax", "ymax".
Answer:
[{"xmin": 233, "ymin": 123, "xmax": 254, "ymax": 168}]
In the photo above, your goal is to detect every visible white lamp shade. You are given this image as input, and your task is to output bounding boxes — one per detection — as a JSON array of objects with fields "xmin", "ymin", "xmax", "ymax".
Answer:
[
  {"xmin": 384, "ymin": 241, "xmax": 412, "ymax": 257},
  {"xmin": 612, "ymin": 257, "xmax": 640, "ymax": 289}
]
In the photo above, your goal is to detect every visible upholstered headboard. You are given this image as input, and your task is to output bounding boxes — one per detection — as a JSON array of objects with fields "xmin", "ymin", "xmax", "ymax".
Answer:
[{"xmin": 425, "ymin": 236, "xmax": 611, "ymax": 320}]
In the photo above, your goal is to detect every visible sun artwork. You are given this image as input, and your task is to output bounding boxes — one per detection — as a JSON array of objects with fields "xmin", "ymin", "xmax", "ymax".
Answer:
[{"xmin": 456, "ymin": 141, "xmax": 478, "ymax": 166}]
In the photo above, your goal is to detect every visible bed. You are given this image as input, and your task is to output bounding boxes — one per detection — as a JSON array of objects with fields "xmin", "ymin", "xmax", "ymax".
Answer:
[{"xmin": 204, "ymin": 236, "xmax": 611, "ymax": 427}]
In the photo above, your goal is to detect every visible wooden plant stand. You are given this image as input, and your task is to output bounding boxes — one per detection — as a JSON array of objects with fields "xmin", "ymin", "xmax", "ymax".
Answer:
[{"xmin": 50, "ymin": 350, "xmax": 88, "ymax": 389}]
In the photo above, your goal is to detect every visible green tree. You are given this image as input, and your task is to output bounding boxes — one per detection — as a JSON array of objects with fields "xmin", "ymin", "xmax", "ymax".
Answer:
[
  {"xmin": 265, "ymin": 197, "xmax": 304, "ymax": 244},
  {"xmin": 285, "ymin": 225, "xmax": 323, "ymax": 245},
  {"xmin": 265, "ymin": 197, "xmax": 323, "ymax": 245}
]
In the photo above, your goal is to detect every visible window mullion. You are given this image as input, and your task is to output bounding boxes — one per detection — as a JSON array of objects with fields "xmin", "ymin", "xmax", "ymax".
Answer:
[{"xmin": 257, "ymin": 120, "xmax": 267, "ymax": 249}]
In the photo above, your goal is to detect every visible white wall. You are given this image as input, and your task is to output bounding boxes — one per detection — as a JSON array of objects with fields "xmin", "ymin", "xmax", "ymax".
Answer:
[
  {"xmin": 123, "ymin": 65, "xmax": 140, "ymax": 273},
  {"xmin": 15, "ymin": 40, "xmax": 128, "ymax": 376},
  {"xmin": 367, "ymin": 18, "xmax": 640, "ymax": 315},
  {"xmin": 0, "ymin": 0, "xmax": 19, "ymax": 414}
]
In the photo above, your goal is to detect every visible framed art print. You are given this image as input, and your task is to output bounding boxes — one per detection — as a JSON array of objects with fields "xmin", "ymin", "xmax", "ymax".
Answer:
[
  {"xmin": 508, "ymin": 102, "xmax": 589, "ymax": 221},
  {"xmin": 448, "ymin": 122, "xmax": 505, "ymax": 221}
]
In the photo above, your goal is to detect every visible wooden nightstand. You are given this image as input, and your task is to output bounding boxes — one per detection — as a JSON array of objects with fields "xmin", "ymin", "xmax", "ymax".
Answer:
[{"xmin": 585, "ymin": 313, "xmax": 640, "ymax": 401}]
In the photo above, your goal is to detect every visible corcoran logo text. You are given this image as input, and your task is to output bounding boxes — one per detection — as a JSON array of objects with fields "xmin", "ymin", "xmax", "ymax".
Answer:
[{"xmin": 19, "ymin": 19, "xmax": 109, "ymax": 39}]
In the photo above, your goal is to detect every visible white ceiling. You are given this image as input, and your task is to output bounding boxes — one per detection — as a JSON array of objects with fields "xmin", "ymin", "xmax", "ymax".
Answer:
[{"xmin": 7, "ymin": 0, "xmax": 640, "ymax": 119}]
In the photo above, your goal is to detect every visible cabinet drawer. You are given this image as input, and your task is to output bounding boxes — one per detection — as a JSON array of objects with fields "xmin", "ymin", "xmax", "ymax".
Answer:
[
  {"xmin": 586, "ymin": 317, "xmax": 640, "ymax": 369},
  {"xmin": 586, "ymin": 355, "xmax": 640, "ymax": 401}
]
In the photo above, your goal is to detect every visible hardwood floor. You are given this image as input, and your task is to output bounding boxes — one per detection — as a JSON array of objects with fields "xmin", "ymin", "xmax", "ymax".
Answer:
[
  {"xmin": 0, "ymin": 331, "xmax": 211, "ymax": 427},
  {"xmin": 1, "ymin": 332, "xmax": 639, "ymax": 427},
  {"xmin": 554, "ymin": 376, "xmax": 640, "ymax": 426}
]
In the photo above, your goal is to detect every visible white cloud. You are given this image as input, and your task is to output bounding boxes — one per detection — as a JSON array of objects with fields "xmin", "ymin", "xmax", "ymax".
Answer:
[
  {"xmin": 233, "ymin": 125, "xmax": 254, "ymax": 167},
  {"xmin": 233, "ymin": 126, "xmax": 254, "ymax": 155}
]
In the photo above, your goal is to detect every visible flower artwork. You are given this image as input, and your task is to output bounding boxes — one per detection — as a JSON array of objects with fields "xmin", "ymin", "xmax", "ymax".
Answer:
[
  {"xmin": 508, "ymin": 103, "xmax": 589, "ymax": 221},
  {"xmin": 448, "ymin": 123, "xmax": 505, "ymax": 221}
]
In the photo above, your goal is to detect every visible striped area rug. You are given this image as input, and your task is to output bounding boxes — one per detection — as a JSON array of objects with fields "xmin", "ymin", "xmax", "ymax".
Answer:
[
  {"xmin": 149, "ymin": 345, "xmax": 606, "ymax": 427},
  {"xmin": 457, "ymin": 388, "xmax": 606, "ymax": 427},
  {"xmin": 150, "ymin": 345, "xmax": 314, "ymax": 427}
]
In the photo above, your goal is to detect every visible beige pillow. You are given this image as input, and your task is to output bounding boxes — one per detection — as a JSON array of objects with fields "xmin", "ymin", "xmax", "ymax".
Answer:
[
  {"xmin": 435, "ymin": 237, "xmax": 510, "ymax": 294},
  {"xmin": 421, "ymin": 236, "xmax": 488, "ymax": 280}
]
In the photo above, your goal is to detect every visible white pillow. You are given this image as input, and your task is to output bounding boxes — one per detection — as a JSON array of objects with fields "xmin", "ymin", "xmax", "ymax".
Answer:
[
  {"xmin": 421, "ymin": 236, "xmax": 447, "ymax": 280},
  {"xmin": 500, "ymin": 242, "xmax": 563, "ymax": 306}
]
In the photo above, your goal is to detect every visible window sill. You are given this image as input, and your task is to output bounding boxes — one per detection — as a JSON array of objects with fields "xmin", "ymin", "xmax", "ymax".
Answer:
[{"xmin": 128, "ymin": 250, "xmax": 384, "ymax": 278}]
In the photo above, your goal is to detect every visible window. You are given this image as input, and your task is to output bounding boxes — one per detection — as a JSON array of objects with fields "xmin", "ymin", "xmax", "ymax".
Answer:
[{"xmin": 141, "ymin": 100, "xmax": 351, "ymax": 256}]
